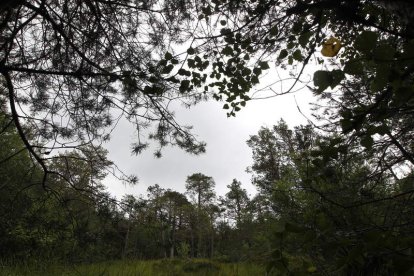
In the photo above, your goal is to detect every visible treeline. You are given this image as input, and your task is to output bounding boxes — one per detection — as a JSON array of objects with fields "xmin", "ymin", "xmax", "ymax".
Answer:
[
  {"xmin": 2, "ymin": 111, "xmax": 414, "ymax": 274},
  {"xmin": 0, "ymin": 111, "xmax": 270, "ymax": 263}
]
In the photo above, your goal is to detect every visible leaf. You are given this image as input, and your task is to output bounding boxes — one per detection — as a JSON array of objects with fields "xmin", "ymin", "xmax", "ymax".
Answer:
[
  {"xmin": 373, "ymin": 125, "xmax": 388, "ymax": 135},
  {"xmin": 187, "ymin": 47, "xmax": 196, "ymax": 55},
  {"xmin": 330, "ymin": 70, "xmax": 345, "ymax": 88},
  {"xmin": 164, "ymin": 52, "xmax": 173, "ymax": 60},
  {"xmin": 179, "ymin": 80, "xmax": 191, "ymax": 93},
  {"xmin": 360, "ymin": 135, "xmax": 374, "ymax": 149},
  {"xmin": 344, "ymin": 59, "xmax": 364, "ymax": 75},
  {"xmin": 299, "ymin": 32, "xmax": 312, "ymax": 48},
  {"xmin": 143, "ymin": 85, "xmax": 163, "ymax": 95},
  {"xmin": 269, "ymin": 25, "xmax": 278, "ymax": 36},
  {"xmin": 370, "ymin": 64, "xmax": 390, "ymax": 92},
  {"xmin": 278, "ymin": 49, "xmax": 288, "ymax": 60},
  {"xmin": 394, "ymin": 86, "xmax": 414, "ymax": 105},
  {"xmin": 292, "ymin": 21, "xmax": 302, "ymax": 34},
  {"xmin": 259, "ymin": 61, "xmax": 270, "ymax": 70},
  {"xmin": 161, "ymin": 64, "xmax": 174, "ymax": 74},
  {"xmin": 253, "ymin": 67, "xmax": 262, "ymax": 75},
  {"xmin": 187, "ymin": 59, "xmax": 195, "ymax": 68},
  {"xmin": 201, "ymin": 6, "xmax": 212, "ymax": 16},
  {"xmin": 221, "ymin": 45, "xmax": 233, "ymax": 56},
  {"xmin": 178, "ymin": 68, "xmax": 191, "ymax": 76},
  {"xmin": 313, "ymin": 70, "xmax": 331, "ymax": 93},
  {"xmin": 354, "ymin": 31, "xmax": 378, "ymax": 53},
  {"xmin": 220, "ymin": 28, "xmax": 232, "ymax": 35},
  {"xmin": 321, "ymin": 37, "xmax": 342, "ymax": 57},
  {"xmin": 374, "ymin": 43, "xmax": 395, "ymax": 61},
  {"xmin": 292, "ymin": 49, "xmax": 303, "ymax": 61}
]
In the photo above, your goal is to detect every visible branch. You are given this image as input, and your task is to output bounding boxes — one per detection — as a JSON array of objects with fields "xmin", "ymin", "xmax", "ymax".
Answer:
[{"xmin": 1, "ymin": 70, "xmax": 49, "ymax": 188}]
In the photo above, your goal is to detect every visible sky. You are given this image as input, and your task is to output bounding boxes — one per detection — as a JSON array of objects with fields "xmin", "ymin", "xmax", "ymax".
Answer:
[{"xmin": 103, "ymin": 78, "xmax": 315, "ymax": 200}]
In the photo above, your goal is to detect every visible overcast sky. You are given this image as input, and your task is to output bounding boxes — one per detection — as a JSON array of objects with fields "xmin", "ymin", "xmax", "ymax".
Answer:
[{"xmin": 103, "ymin": 76, "xmax": 315, "ymax": 200}]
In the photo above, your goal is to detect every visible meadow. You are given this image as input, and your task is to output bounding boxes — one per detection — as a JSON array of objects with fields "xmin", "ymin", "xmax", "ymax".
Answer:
[{"xmin": 0, "ymin": 259, "xmax": 272, "ymax": 276}]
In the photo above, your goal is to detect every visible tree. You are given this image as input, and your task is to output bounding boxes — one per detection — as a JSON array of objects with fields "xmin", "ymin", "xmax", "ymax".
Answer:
[
  {"xmin": 0, "ymin": 0, "xmax": 207, "ymax": 190},
  {"xmin": 185, "ymin": 173, "xmax": 216, "ymax": 211},
  {"xmin": 223, "ymin": 179, "xmax": 250, "ymax": 227},
  {"xmin": 0, "ymin": 110, "xmax": 125, "ymax": 261},
  {"xmin": 247, "ymin": 120, "xmax": 414, "ymax": 274},
  {"xmin": 185, "ymin": 173, "xmax": 216, "ymax": 257},
  {"xmin": 159, "ymin": 190, "xmax": 191, "ymax": 258}
]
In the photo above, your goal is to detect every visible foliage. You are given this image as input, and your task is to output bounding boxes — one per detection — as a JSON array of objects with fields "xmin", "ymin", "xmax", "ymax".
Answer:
[
  {"xmin": 246, "ymin": 121, "xmax": 414, "ymax": 275},
  {"xmin": 0, "ymin": 0, "xmax": 208, "ymax": 189}
]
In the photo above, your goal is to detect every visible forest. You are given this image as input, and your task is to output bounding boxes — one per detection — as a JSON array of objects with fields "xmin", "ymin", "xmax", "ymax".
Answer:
[{"xmin": 1, "ymin": 0, "xmax": 414, "ymax": 275}]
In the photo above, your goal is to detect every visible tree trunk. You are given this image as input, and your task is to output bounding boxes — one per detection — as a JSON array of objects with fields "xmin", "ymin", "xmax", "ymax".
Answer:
[{"xmin": 122, "ymin": 220, "xmax": 131, "ymax": 259}]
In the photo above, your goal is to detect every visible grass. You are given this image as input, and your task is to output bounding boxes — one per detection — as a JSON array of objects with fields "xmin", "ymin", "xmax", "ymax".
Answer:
[{"xmin": 0, "ymin": 258, "xmax": 272, "ymax": 276}]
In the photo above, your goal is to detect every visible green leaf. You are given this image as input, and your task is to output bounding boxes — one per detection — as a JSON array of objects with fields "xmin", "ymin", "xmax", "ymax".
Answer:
[
  {"xmin": 220, "ymin": 20, "xmax": 227, "ymax": 26},
  {"xmin": 179, "ymin": 80, "xmax": 191, "ymax": 93},
  {"xmin": 278, "ymin": 49, "xmax": 288, "ymax": 61},
  {"xmin": 164, "ymin": 52, "xmax": 173, "ymax": 60},
  {"xmin": 360, "ymin": 135, "xmax": 374, "ymax": 149},
  {"xmin": 202, "ymin": 6, "xmax": 212, "ymax": 16},
  {"xmin": 374, "ymin": 125, "xmax": 388, "ymax": 135},
  {"xmin": 355, "ymin": 31, "xmax": 378, "ymax": 53},
  {"xmin": 221, "ymin": 45, "xmax": 233, "ymax": 56},
  {"xmin": 330, "ymin": 70, "xmax": 345, "ymax": 88},
  {"xmin": 370, "ymin": 64, "xmax": 390, "ymax": 92},
  {"xmin": 178, "ymin": 68, "xmax": 191, "ymax": 76},
  {"xmin": 292, "ymin": 49, "xmax": 303, "ymax": 61},
  {"xmin": 187, "ymin": 47, "xmax": 196, "ymax": 55},
  {"xmin": 259, "ymin": 61, "xmax": 270, "ymax": 70},
  {"xmin": 344, "ymin": 59, "xmax": 364, "ymax": 75},
  {"xmin": 292, "ymin": 21, "xmax": 302, "ymax": 34},
  {"xmin": 374, "ymin": 43, "xmax": 395, "ymax": 61},
  {"xmin": 143, "ymin": 85, "xmax": 163, "ymax": 95},
  {"xmin": 394, "ymin": 86, "xmax": 414, "ymax": 105},
  {"xmin": 223, "ymin": 103, "xmax": 229, "ymax": 109},
  {"xmin": 313, "ymin": 70, "xmax": 331, "ymax": 93},
  {"xmin": 220, "ymin": 28, "xmax": 232, "ymax": 36},
  {"xmin": 158, "ymin": 59, "xmax": 167, "ymax": 67},
  {"xmin": 161, "ymin": 64, "xmax": 174, "ymax": 74},
  {"xmin": 253, "ymin": 67, "xmax": 262, "ymax": 75},
  {"xmin": 269, "ymin": 25, "xmax": 278, "ymax": 36},
  {"xmin": 187, "ymin": 59, "xmax": 195, "ymax": 68},
  {"xmin": 299, "ymin": 32, "xmax": 312, "ymax": 48}
]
